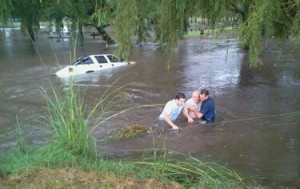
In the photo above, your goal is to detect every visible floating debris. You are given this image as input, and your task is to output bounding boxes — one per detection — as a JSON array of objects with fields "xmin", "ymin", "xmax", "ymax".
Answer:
[{"xmin": 98, "ymin": 124, "xmax": 149, "ymax": 142}]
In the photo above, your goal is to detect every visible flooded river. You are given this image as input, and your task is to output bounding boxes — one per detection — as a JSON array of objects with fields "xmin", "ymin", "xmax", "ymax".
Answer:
[{"xmin": 0, "ymin": 29, "xmax": 299, "ymax": 187}]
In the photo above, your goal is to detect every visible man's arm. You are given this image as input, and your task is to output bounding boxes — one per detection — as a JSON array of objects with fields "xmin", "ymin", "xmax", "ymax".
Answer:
[
  {"xmin": 190, "ymin": 106, "xmax": 203, "ymax": 119},
  {"xmin": 163, "ymin": 112, "xmax": 179, "ymax": 130},
  {"xmin": 183, "ymin": 107, "xmax": 194, "ymax": 122}
]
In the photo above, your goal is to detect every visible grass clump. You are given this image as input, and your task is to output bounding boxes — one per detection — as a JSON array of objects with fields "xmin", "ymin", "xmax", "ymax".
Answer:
[
  {"xmin": 136, "ymin": 156, "xmax": 246, "ymax": 188},
  {"xmin": 15, "ymin": 116, "xmax": 28, "ymax": 154},
  {"xmin": 41, "ymin": 82, "xmax": 95, "ymax": 157}
]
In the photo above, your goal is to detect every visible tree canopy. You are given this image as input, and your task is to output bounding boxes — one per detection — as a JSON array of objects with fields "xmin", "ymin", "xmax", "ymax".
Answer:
[
  {"xmin": 0, "ymin": 0, "xmax": 12, "ymax": 25},
  {"xmin": 1, "ymin": 0, "xmax": 300, "ymax": 66}
]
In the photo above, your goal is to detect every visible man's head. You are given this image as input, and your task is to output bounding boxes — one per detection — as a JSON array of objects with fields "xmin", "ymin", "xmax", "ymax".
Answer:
[
  {"xmin": 175, "ymin": 92, "xmax": 186, "ymax": 106},
  {"xmin": 200, "ymin": 89, "xmax": 209, "ymax": 101},
  {"xmin": 192, "ymin": 91, "xmax": 201, "ymax": 104}
]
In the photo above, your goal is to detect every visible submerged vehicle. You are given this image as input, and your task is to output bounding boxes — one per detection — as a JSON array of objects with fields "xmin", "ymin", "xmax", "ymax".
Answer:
[{"xmin": 55, "ymin": 54, "xmax": 134, "ymax": 77}]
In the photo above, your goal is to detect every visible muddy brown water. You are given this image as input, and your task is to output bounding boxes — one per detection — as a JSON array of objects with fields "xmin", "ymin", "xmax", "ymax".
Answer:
[{"xmin": 0, "ymin": 29, "xmax": 299, "ymax": 187}]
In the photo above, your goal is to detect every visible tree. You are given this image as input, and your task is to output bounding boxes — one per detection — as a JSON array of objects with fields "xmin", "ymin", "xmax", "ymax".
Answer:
[
  {"xmin": 239, "ymin": 0, "xmax": 300, "ymax": 66},
  {"xmin": 11, "ymin": 0, "xmax": 41, "ymax": 41},
  {"xmin": 105, "ymin": 0, "xmax": 189, "ymax": 57},
  {"xmin": 90, "ymin": 0, "xmax": 116, "ymax": 44},
  {"xmin": 1, "ymin": 0, "xmax": 300, "ymax": 66},
  {"xmin": 43, "ymin": 0, "xmax": 95, "ymax": 45},
  {"xmin": 0, "ymin": 0, "xmax": 12, "ymax": 25}
]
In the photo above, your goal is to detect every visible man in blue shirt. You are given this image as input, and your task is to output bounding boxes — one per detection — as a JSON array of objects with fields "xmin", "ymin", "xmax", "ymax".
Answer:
[{"xmin": 189, "ymin": 89, "xmax": 215, "ymax": 123}]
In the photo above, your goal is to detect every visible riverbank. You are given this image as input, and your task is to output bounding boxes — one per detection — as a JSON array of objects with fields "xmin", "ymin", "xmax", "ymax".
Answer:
[
  {"xmin": 0, "ymin": 147, "xmax": 263, "ymax": 189},
  {"xmin": 0, "ymin": 167, "xmax": 183, "ymax": 189}
]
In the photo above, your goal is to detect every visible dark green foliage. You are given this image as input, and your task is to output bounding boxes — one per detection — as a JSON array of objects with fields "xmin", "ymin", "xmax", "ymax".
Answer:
[
  {"xmin": 11, "ymin": 0, "xmax": 41, "ymax": 41},
  {"xmin": 0, "ymin": 0, "xmax": 12, "ymax": 25},
  {"xmin": 1, "ymin": 0, "xmax": 300, "ymax": 66}
]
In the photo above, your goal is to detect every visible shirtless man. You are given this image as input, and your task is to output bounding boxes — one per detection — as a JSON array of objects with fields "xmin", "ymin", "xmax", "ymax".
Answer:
[{"xmin": 183, "ymin": 91, "xmax": 202, "ymax": 123}]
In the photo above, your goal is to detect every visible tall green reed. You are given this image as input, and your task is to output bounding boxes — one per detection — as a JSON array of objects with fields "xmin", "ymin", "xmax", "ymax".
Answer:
[
  {"xmin": 15, "ymin": 116, "xmax": 28, "ymax": 153},
  {"xmin": 41, "ymin": 81, "xmax": 94, "ymax": 157},
  {"xmin": 40, "ymin": 75, "xmax": 135, "ymax": 158}
]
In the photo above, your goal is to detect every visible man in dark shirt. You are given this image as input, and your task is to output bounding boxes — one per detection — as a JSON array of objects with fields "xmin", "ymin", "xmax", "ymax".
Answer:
[{"xmin": 189, "ymin": 89, "xmax": 215, "ymax": 123}]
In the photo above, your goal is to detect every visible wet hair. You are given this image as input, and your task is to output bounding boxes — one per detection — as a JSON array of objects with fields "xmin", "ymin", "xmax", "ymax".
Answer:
[
  {"xmin": 175, "ymin": 92, "xmax": 186, "ymax": 100},
  {"xmin": 200, "ymin": 89, "xmax": 209, "ymax": 96}
]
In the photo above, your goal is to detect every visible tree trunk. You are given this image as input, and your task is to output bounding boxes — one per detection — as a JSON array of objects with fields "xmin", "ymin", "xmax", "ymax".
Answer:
[
  {"xmin": 27, "ymin": 18, "xmax": 35, "ymax": 41},
  {"xmin": 27, "ymin": 26, "xmax": 35, "ymax": 41},
  {"xmin": 95, "ymin": 26, "xmax": 115, "ymax": 44},
  {"xmin": 78, "ymin": 23, "xmax": 84, "ymax": 46}
]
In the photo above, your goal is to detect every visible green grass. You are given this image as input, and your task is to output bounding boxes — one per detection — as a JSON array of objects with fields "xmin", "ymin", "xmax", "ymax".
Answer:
[
  {"xmin": 41, "ymin": 82, "xmax": 95, "ymax": 157},
  {"xmin": 185, "ymin": 27, "xmax": 239, "ymax": 39},
  {"xmin": 135, "ymin": 158, "xmax": 246, "ymax": 188},
  {"xmin": 14, "ymin": 116, "xmax": 28, "ymax": 153}
]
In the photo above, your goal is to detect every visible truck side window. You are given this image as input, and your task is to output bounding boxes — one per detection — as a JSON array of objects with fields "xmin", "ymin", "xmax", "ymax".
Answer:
[
  {"xmin": 95, "ymin": 56, "xmax": 108, "ymax": 64},
  {"xmin": 107, "ymin": 55, "xmax": 120, "ymax": 63},
  {"xmin": 82, "ymin": 57, "xmax": 93, "ymax": 64}
]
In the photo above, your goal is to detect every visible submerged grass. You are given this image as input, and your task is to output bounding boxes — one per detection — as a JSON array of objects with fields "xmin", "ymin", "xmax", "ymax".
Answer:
[
  {"xmin": 136, "ymin": 156, "xmax": 246, "ymax": 188},
  {"xmin": 0, "ymin": 80, "xmax": 264, "ymax": 188}
]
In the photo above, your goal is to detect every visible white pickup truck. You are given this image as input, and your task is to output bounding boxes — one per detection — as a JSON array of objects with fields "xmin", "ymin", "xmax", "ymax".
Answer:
[{"xmin": 55, "ymin": 54, "xmax": 135, "ymax": 77}]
